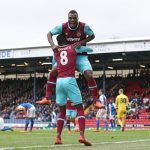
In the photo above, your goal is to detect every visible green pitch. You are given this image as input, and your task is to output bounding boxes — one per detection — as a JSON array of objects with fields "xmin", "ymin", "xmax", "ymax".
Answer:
[{"xmin": 0, "ymin": 129, "xmax": 150, "ymax": 150}]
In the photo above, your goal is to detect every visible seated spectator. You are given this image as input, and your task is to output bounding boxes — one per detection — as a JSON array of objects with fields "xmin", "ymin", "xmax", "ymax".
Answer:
[
  {"xmin": 0, "ymin": 113, "xmax": 13, "ymax": 131},
  {"xmin": 132, "ymin": 107, "xmax": 140, "ymax": 119}
]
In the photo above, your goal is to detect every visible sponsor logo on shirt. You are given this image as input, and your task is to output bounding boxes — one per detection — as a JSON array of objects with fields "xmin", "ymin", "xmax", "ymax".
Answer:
[
  {"xmin": 76, "ymin": 31, "xmax": 81, "ymax": 37},
  {"xmin": 67, "ymin": 38, "xmax": 80, "ymax": 41}
]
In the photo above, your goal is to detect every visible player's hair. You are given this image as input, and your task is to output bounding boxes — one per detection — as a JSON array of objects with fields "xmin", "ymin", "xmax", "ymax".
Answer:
[
  {"xmin": 99, "ymin": 89, "xmax": 104, "ymax": 93},
  {"xmin": 56, "ymin": 34, "xmax": 67, "ymax": 46},
  {"xmin": 119, "ymin": 88, "xmax": 124, "ymax": 93},
  {"xmin": 68, "ymin": 10, "xmax": 78, "ymax": 16}
]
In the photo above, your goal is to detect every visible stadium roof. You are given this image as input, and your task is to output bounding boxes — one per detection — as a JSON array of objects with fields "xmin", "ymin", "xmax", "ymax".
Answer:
[
  {"xmin": 0, "ymin": 37, "xmax": 150, "ymax": 75},
  {"xmin": 0, "ymin": 50, "xmax": 150, "ymax": 75}
]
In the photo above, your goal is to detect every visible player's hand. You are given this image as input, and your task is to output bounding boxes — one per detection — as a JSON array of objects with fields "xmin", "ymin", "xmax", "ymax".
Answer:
[
  {"xmin": 71, "ymin": 102, "xmax": 75, "ymax": 106},
  {"xmin": 73, "ymin": 41, "xmax": 84, "ymax": 48},
  {"xmin": 52, "ymin": 45, "xmax": 58, "ymax": 52}
]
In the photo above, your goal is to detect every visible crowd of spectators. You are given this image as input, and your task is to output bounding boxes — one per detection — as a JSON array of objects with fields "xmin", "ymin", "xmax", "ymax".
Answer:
[{"xmin": 0, "ymin": 74, "xmax": 150, "ymax": 122}]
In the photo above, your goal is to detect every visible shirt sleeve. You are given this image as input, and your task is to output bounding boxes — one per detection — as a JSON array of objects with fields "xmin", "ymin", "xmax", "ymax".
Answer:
[
  {"xmin": 50, "ymin": 24, "xmax": 62, "ymax": 35},
  {"xmin": 75, "ymin": 46, "xmax": 93, "ymax": 53},
  {"xmin": 84, "ymin": 24, "xmax": 94, "ymax": 36}
]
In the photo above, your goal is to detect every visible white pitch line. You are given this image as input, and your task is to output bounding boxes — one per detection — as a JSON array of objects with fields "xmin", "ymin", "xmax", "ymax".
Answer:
[{"xmin": 1, "ymin": 139, "xmax": 150, "ymax": 150}]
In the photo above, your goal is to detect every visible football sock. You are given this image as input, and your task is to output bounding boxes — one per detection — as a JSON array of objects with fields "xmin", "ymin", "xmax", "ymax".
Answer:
[
  {"xmin": 57, "ymin": 109, "xmax": 66, "ymax": 138},
  {"xmin": 76, "ymin": 106, "xmax": 85, "ymax": 136},
  {"xmin": 118, "ymin": 119, "xmax": 123, "ymax": 127},
  {"xmin": 25, "ymin": 119, "xmax": 29, "ymax": 131},
  {"xmin": 104, "ymin": 121, "xmax": 109, "ymax": 130},
  {"xmin": 96, "ymin": 119, "xmax": 100, "ymax": 130},
  {"xmin": 45, "ymin": 72, "xmax": 57, "ymax": 98},
  {"xmin": 122, "ymin": 119, "xmax": 125, "ymax": 127},
  {"xmin": 110, "ymin": 120, "xmax": 114, "ymax": 129},
  {"xmin": 66, "ymin": 120, "xmax": 71, "ymax": 131},
  {"xmin": 30, "ymin": 119, "xmax": 34, "ymax": 131},
  {"xmin": 113, "ymin": 120, "xmax": 116, "ymax": 128},
  {"xmin": 86, "ymin": 77, "xmax": 98, "ymax": 102}
]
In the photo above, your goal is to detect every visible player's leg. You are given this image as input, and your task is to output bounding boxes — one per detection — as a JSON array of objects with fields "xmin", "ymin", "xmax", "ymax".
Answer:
[
  {"xmin": 121, "ymin": 119, "xmax": 125, "ymax": 132},
  {"xmin": 70, "ymin": 110, "xmax": 77, "ymax": 128},
  {"xmin": 74, "ymin": 118, "xmax": 79, "ymax": 132},
  {"xmin": 36, "ymin": 67, "xmax": 57, "ymax": 104},
  {"xmin": 55, "ymin": 105, "xmax": 66, "ymax": 144},
  {"xmin": 45, "ymin": 67, "xmax": 57, "ymax": 97},
  {"xmin": 104, "ymin": 119, "xmax": 109, "ymax": 132},
  {"xmin": 27, "ymin": 107, "xmax": 35, "ymax": 132},
  {"xmin": 1, "ymin": 127, "xmax": 13, "ymax": 131},
  {"xmin": 118, "ymin": 118, "xmax": 123, "ymax": 127},
  {"xmin": 112, "ymin": 116, "xmax": 116, "ymax": 131},
  {"xmin": 69, "ymin": 110, "xmax": 77, "ymax": 132},
  {"xmin": 67, "ymin": 78, "xmax": 91, "ymax": 146},
  {"xmin": 75, "ymin": 104, "xmax": 92, "ymax": 146},
  {"xmin": 76, "ymin": 56, "xmax": 99, "ymax": 107},
  {"xmin": 29, "ymin": 118, "xmax": 34, "ymax": 132},
  {"xmin": 110, "ymin": 115, "xmax": 114, "ymax": 130},
  {"xmin": 118, "ymin": 117, "xmax": 125, "ymax": 132},
  {"xmin": 54, "ymin": 78, "xmax": 67, "ymax": 144},
  {"xmin": 66, "ymin": 109, "xmax": 77, "ymax": 133},
  {"xmin": 66, "ymin": 110, "xmax": 71, "ymax": 133},
  {"xmin": 103, "ymin": 110, "xmax": 109, "ymax": 132},
  {"xmin": 96, "ymin": 118, "xmax": 100, "ymax": 131},
  {"xmin": 113, "ymin": 120, "xmax": 116, "ymax": 130},
  {"xmin": 25, "ymin": 119, "xmax": 29, "ymax": 131},
  {"xmin": 117, "ymin": 110, "xmax": 124, "ymax": 130},
  {"xmin": 121, "ymin": 111, "xmax": 126, "ymax": 132},
  {"xmin": 36, "ymin": 57, "xmax": 58, "ymax": 105},
  {"xmin": 94, "ymin": 118, "xmax": 100, "ymax": 132},
  {"xmin": 94, "ymin": 109, "xmax": 100, "ymax": 132},
  {"xmin": 53, "ymin": 122, "xmax": 56, "ymax": 129},
  {"xmin": 71, "ymin": 119, "xmax": 76, "ymax": 127},
  {"xmin": 84, "ymin": 70, "xmax": 98, "ymax": 101},
  {"xmin": 110, "ymin": 119, "xmax": 113, "ymax": 130}
]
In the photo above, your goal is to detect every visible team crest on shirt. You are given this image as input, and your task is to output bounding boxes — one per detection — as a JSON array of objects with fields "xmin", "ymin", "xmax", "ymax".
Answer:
[{"xmin": 76, "ymin": 31, "xmax": 81, "ymax": 37}]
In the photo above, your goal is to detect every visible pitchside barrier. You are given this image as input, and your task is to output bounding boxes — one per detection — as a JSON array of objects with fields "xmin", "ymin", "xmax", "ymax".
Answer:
[
  {"xmin": 4, "ymin": 119, "xmax": 49, "ymax": 129},
  {"xmin": 4, "ymin": 118, "xmax": 150, "ymax": 130}
]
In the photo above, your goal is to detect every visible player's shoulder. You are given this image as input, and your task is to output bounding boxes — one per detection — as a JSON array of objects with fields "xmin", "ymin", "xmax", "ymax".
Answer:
[
  {"xmin": 62, "ymin": 22, "xmax": 68, "ymax": 27},
  {"xmin": 59, "ymin": 44, "xmax": 73, "ymax": 50},
  {"xmin": 116, "ymin": 95, "xmax": 120, "ymax": 99},
  {"xmin": 99, "ymin": 95, "xmax": 103, "ymax": 99},
  {"xmin": 122, "ymin": 94, "xmax": 128, "ymax": 98},
  {"xmin": 79, "ymin": 21, "xmax": 86, "ymax": 25},
  {"xmin": 119, "ymin": 94, "xmax": 123, "ymax": 97},
  {"xmin": 62, "ymin": 22, "xmax": 67, "ymax": 24}
]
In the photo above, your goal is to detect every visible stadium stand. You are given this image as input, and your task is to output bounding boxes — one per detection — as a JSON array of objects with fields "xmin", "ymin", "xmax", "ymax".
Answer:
[
  {"xmin": 0, "ymin": 75, "xmax": 149, "ymax": 129},
  {"xmin": 0, "ymin": 38, "xmax": 150, "ymax": 129}
]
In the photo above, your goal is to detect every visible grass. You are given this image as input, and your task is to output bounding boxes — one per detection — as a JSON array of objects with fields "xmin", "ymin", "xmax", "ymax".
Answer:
[{"xmin": 0, "ymin": 129, "xmax": 150, "ymax": 150}]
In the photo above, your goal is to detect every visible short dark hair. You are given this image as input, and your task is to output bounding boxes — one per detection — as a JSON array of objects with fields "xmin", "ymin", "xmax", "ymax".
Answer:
[
  {"xmin": 56, "ymin": 34, "xmax": 67, "ymax": 45},
  {"xmin": 68, "ymin": 10, "xmax": 78, "ymax": 15},
  {"xmin": 119, "ymin": 89, "xmax": 124, "ymax": 93}
]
